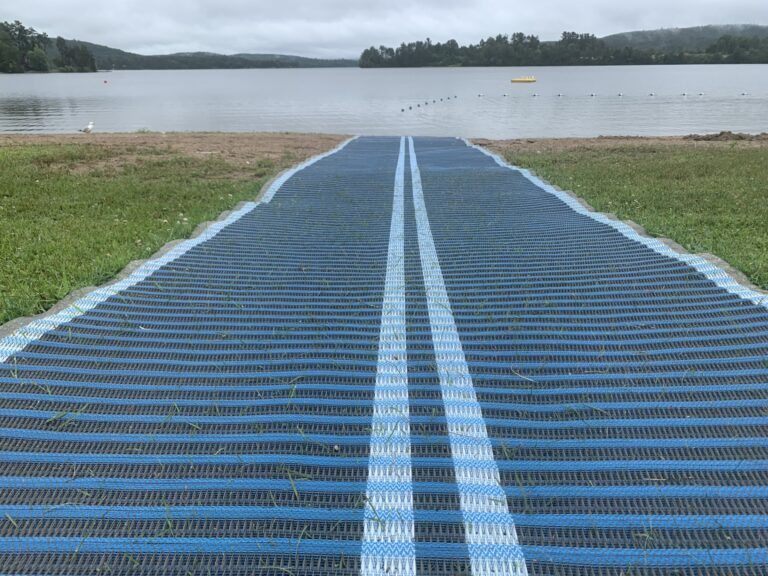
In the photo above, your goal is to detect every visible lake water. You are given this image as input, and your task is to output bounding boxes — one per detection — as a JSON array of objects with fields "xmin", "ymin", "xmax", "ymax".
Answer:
[{"xmin": 1, "ymin": 65, "xmax": 767, "ymax": 138}]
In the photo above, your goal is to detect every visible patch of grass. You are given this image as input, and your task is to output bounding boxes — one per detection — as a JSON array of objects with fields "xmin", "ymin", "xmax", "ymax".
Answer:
[
  {"xmin": 503, "ymin": 143, "xmax": 768, "ymax": 290},
  {"xmin": 0, "ymin": 142, "xmax": 288, "ymax": 324}
]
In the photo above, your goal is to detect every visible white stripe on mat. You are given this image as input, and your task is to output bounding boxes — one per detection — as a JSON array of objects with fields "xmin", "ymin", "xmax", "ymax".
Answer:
[
  {"xmin": 0, "ymin": 137, "xmax": 358, "ymax": 363},
  {"xmin": 408, "ymin": 137, "xmax": 528, "ymax": 576},
  {"xmin": 360, "ymin": 137, "xmax": 415, "ymax": 576},
  {"xmin": 463, "ymin": 137, "xmax": 768, "ymax": 311}
]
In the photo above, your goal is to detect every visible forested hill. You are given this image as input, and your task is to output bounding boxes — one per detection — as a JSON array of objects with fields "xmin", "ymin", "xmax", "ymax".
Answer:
[
  {"xmin": 1, "ymin": 20, "xmax": 356, "ymax": 73},
  {"xmin": 73, "ymin": 41, "xmax": 357, "ymax": 70},
  {"xmin": 602, "ymin": 25, "xmax": 768, "ymax": 52},
  {"xmin": 359, "ymin": 27, "xmax": 768, "ymax": 67}
]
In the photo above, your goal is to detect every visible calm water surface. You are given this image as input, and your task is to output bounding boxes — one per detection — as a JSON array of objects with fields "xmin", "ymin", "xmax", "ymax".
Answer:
[{"xmin": 1, "ymin": 66, "xmax": 767, "ymax": 137}]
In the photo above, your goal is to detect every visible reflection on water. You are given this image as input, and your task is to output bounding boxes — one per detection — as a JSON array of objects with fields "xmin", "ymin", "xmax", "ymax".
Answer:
[
  {"xmin": 0, "ymin": 96, "xmax": 95, "ymax": 131},
  {"xmin": 1, "ymin": 66, "xmax": 767, "ymax": 137}
]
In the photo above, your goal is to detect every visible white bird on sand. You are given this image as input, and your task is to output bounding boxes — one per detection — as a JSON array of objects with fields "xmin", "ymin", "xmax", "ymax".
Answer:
[{"xmin": 79, "ymin": 121, "xmax": 94, "ymax": 134}]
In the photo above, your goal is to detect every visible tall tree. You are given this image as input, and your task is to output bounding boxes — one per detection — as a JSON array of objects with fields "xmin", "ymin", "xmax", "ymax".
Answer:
[
  {"xmin": 0, "ymin": 20, "xmax": 50, "ymax": 71},
  {"xmin": 54, "ymin": 36, "xmax": 97, "ymax": 71},
  {"xmin": 27, "ymin": 47, "xmax": 49, "ymax": 71},
  {"xmin": 0, "ymin": 25, "xmax": 22, "ymax": 72}
]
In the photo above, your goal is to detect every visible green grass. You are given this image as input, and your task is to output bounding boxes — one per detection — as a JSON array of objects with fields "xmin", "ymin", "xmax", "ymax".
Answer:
[
  {"xmin": 0, "ymin": 143, "xmax": 280, "ymax": 325},
  {"xmin": 503, "ymin": 143, "xmax": 768, "ymax": 290}
]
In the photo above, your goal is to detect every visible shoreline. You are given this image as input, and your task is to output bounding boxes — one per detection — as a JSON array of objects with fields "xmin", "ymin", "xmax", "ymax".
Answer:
[
  {"xmin": 0, "ymin": 132, "xmax": 348, "ymax": 165},
  {"xmin": 473, "ymin": 131, "xmax": 768, "ymax": 154},
  {"xmin": 3, "ymin": 130, "xmax": 768, "ymax": 152}
]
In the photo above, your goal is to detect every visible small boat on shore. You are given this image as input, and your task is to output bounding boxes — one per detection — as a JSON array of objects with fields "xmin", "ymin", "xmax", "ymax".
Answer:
[{"xmin": 511, "ymin": 76, "xmax": 536, "ymax": 83}]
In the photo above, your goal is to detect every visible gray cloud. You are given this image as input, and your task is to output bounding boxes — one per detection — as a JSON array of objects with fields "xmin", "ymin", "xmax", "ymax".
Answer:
[{"xmin": 3, "ymin": 0, "xmax": 767, "ymax": 58}]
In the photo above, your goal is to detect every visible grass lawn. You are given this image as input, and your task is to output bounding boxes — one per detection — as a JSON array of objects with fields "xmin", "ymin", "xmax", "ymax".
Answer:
[
  {"xmin": 491, "ymin": 140, "xmax": 768, "ymax": 291},
  {"xmin": 0, "ymin": 133, "xmax": 343, "ymax": 325}
]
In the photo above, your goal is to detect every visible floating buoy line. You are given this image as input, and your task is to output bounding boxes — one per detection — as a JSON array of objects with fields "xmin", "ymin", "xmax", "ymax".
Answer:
[
  {"xmin": 399, "ymin": 91, "xmax": 757, "ymax": 113},
  {"xmin": 401, "ymin": 95, "xmax": 458, "ymax": 112}
]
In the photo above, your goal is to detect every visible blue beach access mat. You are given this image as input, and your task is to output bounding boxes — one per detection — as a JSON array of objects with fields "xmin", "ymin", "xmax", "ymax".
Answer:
[{"xmin": 1, "ymin": 136, "xmax": 767, "ymax": 576}]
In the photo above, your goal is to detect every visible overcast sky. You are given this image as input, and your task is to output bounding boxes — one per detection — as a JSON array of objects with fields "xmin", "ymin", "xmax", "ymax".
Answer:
[{"xmin": 3, "ymin": 0, "xmax": 767, "ymax": 58}]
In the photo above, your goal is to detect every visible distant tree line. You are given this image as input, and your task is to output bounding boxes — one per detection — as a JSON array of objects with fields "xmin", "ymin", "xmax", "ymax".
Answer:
[
  {"xmin": 705, "ymin": 35, "xmax": 768, "ymax": 63},
  {"xmin": 359, "ymin": 32, "xmax": 768, "ymax": 67},
  {"xmin": 0, "ymin": 20, "xmax": 96, "ymax": 73},
  {"xmin": 87, "ymin": 50, "xmax": 357, "ymax": 70}
]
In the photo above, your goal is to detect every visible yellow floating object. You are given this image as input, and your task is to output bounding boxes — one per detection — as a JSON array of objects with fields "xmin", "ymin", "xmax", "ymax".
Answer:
[{"xmin": 511, "ymin": 76, "xmax": 536, "ymax": 83}]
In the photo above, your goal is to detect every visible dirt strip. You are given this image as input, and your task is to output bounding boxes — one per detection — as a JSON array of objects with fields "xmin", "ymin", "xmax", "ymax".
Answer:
[{"xmin": 474, "ymin": 131, "xmax": 768, "ymax": 155}]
